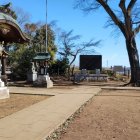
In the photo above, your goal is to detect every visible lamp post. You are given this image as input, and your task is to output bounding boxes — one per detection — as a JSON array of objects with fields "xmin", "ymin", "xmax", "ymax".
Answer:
[{"xmin": 46, "ymin": 0, "xmax": 48, "ymax": 53}]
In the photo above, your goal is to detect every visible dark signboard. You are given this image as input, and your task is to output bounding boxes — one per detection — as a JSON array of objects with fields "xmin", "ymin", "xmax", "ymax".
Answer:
[{"xmin": 80, "ymin": 55, "xmax": 102, "ymax": 70}]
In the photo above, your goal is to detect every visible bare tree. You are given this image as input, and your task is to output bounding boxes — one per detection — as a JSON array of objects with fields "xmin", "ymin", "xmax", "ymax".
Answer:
[
  {"xmin": 59, "ymin": 30, "xmax": 100, "ymax": 78},
  {"xmin": 75, "ymin": 0, "xmax": 140, "ymax": 86},
  {"xmin": 14, "ymin": 7, "xmax": 30, "ymax": 27}
]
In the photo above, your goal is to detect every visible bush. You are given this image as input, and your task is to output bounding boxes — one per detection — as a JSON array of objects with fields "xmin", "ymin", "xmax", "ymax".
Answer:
[{"xmin": 49, "ymin": 58, "xmax": 69, "ymax": 76}]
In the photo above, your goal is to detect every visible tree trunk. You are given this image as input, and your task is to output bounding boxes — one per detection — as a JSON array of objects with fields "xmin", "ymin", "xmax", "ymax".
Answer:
[
  {"xmin": 126, "ymin": 38, "xmax": 140, "ymax": 86},
  {"xmin": 67, "ymin": 66, "xmax": 71, "ymax": 80},
  {"xmin": 68, "ymin": 54, "xmax": 77, "ymax": 80},
  {"xmin": 71, "ymin": 65, "xmax": 75, "ymax": 76}
]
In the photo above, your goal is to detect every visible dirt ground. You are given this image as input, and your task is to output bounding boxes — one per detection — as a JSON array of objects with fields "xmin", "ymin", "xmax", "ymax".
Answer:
[
  {"xmin": 0, "ymin": 94, "xmax": 50, "ymax": 119},
  {"xmin": 59, "ymin": 89, "xmax": 140, "ymax": 140}
]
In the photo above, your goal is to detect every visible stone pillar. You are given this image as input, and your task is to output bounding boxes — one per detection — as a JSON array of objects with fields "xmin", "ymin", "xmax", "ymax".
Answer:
[
  {"xmin": 27, "ymin": 62, "xmax": 37, "ymax": 82},
  {"xmin": 0, "ymin": 52, "xmax": 9, "ymax": 99}
]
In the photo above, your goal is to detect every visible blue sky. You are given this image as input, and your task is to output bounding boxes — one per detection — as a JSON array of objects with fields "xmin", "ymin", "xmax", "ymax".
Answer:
[{"xmin": 2, "ymin": 0, "xmax": 140, "ymax": 67}]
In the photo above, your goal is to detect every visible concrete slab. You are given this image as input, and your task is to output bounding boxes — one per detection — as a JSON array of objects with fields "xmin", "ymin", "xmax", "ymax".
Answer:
[{"xmin": 8, "ymin": 87, "xmax": 57, "ymax": 96}]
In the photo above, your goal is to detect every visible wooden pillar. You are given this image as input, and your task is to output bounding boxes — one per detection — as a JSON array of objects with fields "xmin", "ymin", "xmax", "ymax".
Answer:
[{"xmin": 2, "ymin": 56, "xmax": 6, "ymax": 75}]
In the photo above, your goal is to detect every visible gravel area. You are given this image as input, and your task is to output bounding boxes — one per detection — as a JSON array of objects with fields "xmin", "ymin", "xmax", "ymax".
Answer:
[{"xmin": 58, "ymin": 89, "xmax": 140, "ymax": 140}]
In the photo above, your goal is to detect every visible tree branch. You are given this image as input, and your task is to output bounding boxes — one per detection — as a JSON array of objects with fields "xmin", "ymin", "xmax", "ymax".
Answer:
[
  {"xmin": 133, "ymin": 24, "xmax": 140, "ymax": 35},
  {"xmin": 97, "ymin": 0, "xmax": 125, "ymax": 36},
  {"xmin": 127, "ymin": 0, "xmax": 137, "ymax": 15},
  {"xmin": 132, "ymin": 21, "xmax": 140, "ymax": 24},
  {"xmin": 119, "ymin": 0, "xmax": 127, "ymax": 15},
  {"xmin": 119, "ymin": 0, "xmax": 133, "ymax": 38},
  {"xmin": 69, "ymin": 50, "xmax": 79, "ymax": 66}
]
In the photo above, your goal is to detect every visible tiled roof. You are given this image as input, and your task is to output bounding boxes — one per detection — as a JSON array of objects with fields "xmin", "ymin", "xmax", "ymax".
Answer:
[
  {"xmin": 33, "ymin": 52, "xmax": 50, "ymax": 60},
  {"xmin": 0, "ymin": 12, "xmax": 18, "ymax": 25}
]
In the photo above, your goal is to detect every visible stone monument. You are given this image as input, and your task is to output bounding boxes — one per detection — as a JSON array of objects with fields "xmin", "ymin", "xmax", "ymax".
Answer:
[{"xmin": 27, "ymin": 62, "xmax": 37, "ymax": 82}]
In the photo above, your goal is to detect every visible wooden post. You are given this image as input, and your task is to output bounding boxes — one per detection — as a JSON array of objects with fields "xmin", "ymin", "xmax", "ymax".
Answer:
[{"xmin": 2, "ymin": 57, "xmax": 6, "ymax": 75}]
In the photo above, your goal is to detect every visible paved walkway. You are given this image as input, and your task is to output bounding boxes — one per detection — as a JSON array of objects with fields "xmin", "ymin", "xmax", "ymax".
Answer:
[
  {"xmin": 0, "ymin": 86, "xmax": 101, "ymax": 140},
  {"xmin": 102, "ymin": 86, "xmax": 140, "ymax": 90}
]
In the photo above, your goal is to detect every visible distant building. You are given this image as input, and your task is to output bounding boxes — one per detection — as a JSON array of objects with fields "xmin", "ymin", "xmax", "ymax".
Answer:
[
  {"xmin": 113, "ymin": 66, "xmax": 130, "ymax": 75},
  {"xmin": 113, "ymin": 66, "xmax": 123, "ymax": 73}
]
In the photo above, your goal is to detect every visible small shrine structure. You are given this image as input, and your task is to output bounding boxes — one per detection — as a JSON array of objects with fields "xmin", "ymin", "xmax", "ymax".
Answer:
[
  {"xmin": 32, "ymin": 52, "xmax": 53, "ymax": 88},
  {"xmin": 0, "ymin": 3, "xmax": 29, "ymax": 99}
]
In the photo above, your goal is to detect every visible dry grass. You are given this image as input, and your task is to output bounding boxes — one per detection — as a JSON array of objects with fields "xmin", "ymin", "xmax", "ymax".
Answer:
[{"xmin": 0, "ymin": 94, "xmax": 50, "ymax": 119}]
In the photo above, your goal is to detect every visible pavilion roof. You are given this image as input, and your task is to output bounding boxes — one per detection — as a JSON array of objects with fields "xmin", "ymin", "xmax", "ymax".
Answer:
[
  {"xmin": 0, "ymin": 12, "xmax": 29, "ymax": 43},
  {"xmin": 33, "ymin": 52, "xmax": 50, "ymax": 61}
]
